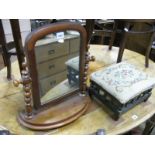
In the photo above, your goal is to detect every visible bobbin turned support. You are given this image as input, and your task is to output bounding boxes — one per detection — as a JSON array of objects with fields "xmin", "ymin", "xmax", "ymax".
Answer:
[{"xmin": 13, "ymin": 62, "xmax": 33, "ymax": 119}]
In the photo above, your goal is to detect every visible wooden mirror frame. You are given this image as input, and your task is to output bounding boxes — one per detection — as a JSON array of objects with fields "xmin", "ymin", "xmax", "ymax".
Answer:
[
  {"xmin": 25, "ymin": 22, "xmax": 87, "ymax": 109},
  {"xmin": 14, "ymin": 22, "xmax": 92, "ymax": 130}
]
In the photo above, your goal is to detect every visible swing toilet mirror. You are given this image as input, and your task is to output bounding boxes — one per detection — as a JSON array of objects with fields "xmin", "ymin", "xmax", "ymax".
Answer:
[{"xmin": 14, "ymin": 22, "xmax": 92, "ymax": 130}]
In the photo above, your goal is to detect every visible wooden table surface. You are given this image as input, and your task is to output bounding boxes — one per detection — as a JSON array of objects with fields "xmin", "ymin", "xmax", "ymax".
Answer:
[{"xmin": 0, "ymin": 45, "xmax": 155, "ymax": 135}]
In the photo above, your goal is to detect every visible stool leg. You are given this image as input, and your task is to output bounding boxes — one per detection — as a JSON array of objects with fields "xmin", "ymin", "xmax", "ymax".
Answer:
[
  {"xmin": 113, "ymin": 112, "xmax": 121, "ymax": 121},
  {"xmin": 145, "ymin": 31, "xmax": 155, "ymax": 68},
  {"xmin": 88, "ymin": 87, "xmax": 93, "ymax": 100},
  {"xmin": 143, "ymin": 114, "xmax": 155, "ymax": 135}
]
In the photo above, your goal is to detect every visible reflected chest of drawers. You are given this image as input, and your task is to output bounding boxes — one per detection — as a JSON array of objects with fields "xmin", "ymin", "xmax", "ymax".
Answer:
[{"xmin": 35, "ymin": 34, "xmax": 80, "ymax": 97}]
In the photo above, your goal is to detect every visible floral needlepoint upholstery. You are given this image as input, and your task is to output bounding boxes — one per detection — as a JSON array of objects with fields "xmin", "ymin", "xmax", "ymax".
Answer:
[
  {"xmin": 90, "ymin": 62, "xmax": 155, "ymax": 104},
  {"xmin": 65, "ymin": 56, "xmax": 79, "ymax": 71}
]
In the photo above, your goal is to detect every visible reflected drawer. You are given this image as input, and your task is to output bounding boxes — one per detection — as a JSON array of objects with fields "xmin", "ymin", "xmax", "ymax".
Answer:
[
  {"xmin": 39, "ymin": 70, "xmax": 67, "ymax": 96},
  {"xmin": 70, "ymin": 37, "xmax": 80, "ymax": 53},
  {"xmin": 35, "ymin": 39, "xmax": 69, "ymax": 62},
  {"xmin": 37, "ymin": 56, "xmax": 68, "ymax": 79}
]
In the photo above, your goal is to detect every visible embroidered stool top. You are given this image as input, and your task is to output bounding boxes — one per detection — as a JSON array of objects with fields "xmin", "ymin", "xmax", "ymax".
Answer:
[
  {"xmin": 90, "ymin": 62, "xmax": 155, "ymax": 104},
  {"xmin": 65, "ymin": 56, "xmax": 79, "ymax": 71}
]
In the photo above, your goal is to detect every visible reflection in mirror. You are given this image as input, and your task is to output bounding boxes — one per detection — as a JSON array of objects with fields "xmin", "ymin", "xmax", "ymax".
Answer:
[{"xmin": 34, "ymin": 30, "xmax": 80, "ymax": 105}]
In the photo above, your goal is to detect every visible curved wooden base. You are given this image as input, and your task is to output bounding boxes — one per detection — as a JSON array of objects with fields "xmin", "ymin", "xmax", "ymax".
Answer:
[{"xmin": 17, "ymin": 94, "xmax": 90, "ymax": 130}]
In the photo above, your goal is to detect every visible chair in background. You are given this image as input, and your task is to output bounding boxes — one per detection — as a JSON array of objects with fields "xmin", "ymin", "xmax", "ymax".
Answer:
[
  {"xmin": 85, "ymin": 19, "xmax": 114, "ymax": 45},
  {"xmin": 86, "ymin": 19, "xmax": 155, "ymax": 68},
  {"xmin": 30, "ymin": 19, "xmax": 51, "ymax": 31},
  {"xmin": 114, "ymin": 20, "xmax": 155, "ymax": 68},
  {"xmin": 0, "ymin": 19, "xmax": 25, "ymax": 79}
]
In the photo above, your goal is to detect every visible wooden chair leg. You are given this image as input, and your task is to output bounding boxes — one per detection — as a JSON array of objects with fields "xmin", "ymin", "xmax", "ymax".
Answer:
[
  {"xmin": 117, "ymin": 23, "xmax": 130, "ymax": 63},
  {"xmin": 145, "ymin": 32, "xmax": 155, "ymax": 68},
  {"xmin": 85, "ymin": 19, "xmax": 95, "ymax": 44},
  {"xmin": 0, "ymin": 20, "xmax": 12, "ymax": 80},
  {"xmin": 109, "ymin": 21, "xmax": 118, "ymax": 50},
  {"xmin": 143, "ymin": 114, "xmax": 155, "ymax": 135},
  {"xmin": 10, "ymin": 19, "xmax": 25, "ymax": 73},
  {"xmin": 1, "ymin": 51, "xmax": 12, "ymax": 80},
  {"xmin": 6, "ymin": 55, "xmax": 11, "ymax": 80},
  {"xmin": 99, "ymin": 35, "xmax": 104, "ymax": 44},
  {"xmin": 1, "ymin": 51, "xmax": 7, "ymax": 67},
  {"xmin": 1, "ymin": 49, "xmax": 12, "ymax": 80},
  {"xmin": 117, "ymin": 31, "xmax": 127, "ymax": 63}
]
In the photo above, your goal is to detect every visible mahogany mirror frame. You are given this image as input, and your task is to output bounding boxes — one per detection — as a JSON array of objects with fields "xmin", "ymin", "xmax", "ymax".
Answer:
[
  {"xmin": 25, "ymin": 22, "xmax": 88, "ymax": 109},
  {"xmin": 14, "ymin": 22, "xmax": 92, "ymax": 130}
]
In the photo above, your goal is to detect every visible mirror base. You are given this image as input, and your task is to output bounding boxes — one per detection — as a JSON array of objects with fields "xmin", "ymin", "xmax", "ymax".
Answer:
[{"xmin": 17, "ymin": 94, "xmax": 90, "ymax": 131}]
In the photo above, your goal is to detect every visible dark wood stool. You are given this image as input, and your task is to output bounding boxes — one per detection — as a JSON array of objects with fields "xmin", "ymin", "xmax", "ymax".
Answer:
[{"xmin": 0, "ymin": 19, "xmax": 25, "ymax": 79}]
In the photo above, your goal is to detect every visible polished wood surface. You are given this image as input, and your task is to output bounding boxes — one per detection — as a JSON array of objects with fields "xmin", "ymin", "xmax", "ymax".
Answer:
[
  {"xmin": 18, "ymin": 94, "xmax": 90, "ymax": 130},
  {"xmin": 0, "ymin": 45, "xmax": 155, "ymax": 134}
]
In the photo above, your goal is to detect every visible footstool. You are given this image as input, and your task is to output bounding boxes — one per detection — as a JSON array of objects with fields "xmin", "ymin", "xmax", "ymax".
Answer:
[
  {"xmin": 89, "ymin": 62, "xmax": 155, "ymax": 120},
  {"xmin": 65, "ymin": 56, "xmax": 79, "ymax": 86}
]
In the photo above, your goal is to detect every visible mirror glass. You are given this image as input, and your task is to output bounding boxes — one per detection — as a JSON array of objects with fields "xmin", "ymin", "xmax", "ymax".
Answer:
[{"xmin": 34, "ymin": 30, "xmax": 80, "ymax": 105}]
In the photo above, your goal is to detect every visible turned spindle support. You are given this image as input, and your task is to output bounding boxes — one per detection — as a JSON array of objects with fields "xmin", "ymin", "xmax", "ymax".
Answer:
[
  {"xmin": 13, "ymin": 62, "xmax": 33, "ymax": 119},
  {"xmin": 81, "ymin": 48, "xmax": 95, "ymax": 94}
]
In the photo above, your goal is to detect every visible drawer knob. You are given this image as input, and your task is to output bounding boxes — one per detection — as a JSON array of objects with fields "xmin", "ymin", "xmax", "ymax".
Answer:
[
  {"xmin": 50, "ymin": 80, "xmax": 56, "ymax": 87},
  {"xmin": 49, "ymin": 64, "xmax": 55, "ymax": 69},
  {"xmin": 48, "ymin": 49, "xmax": 55, "ymax": 55}
]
